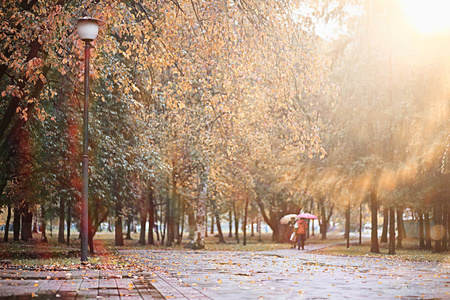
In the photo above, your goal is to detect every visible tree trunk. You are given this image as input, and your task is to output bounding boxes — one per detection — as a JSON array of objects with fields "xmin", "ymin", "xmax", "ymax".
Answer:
[
  {"xmin": 67, "ymin": 204, "xmax": 71, "ymax": 246},
  {"xmin": 204, "ymin": 206, "xmax": 208, "ymax": 238},
  {"xmin": 58, "ymin": 198, "xmax": 65, "ymax": 243},
  {"xmin": 32, "ymin": 214, "xmax": 38, "ymax": 233},
  {"xmin": 148, "ymin": 183, "xmax": 155, "ymax": 245},
  {"xmin": 388, "ymin": 208, "xmax": 395, "ymax": 255},
  {"xmin": 210, "ymin": 215, "xmax": 214, "ymax": 235},
  {"xmin": 257, "ymin": 211, "xmax": 262, "ymax": 242},
  {"xmin": 167, "ymin": 169, "xmax": 178, "ymax": 246},
  {"xmin": 41, "ymin": 205, "xmax": 47, "ymax": 243},
  {"xmin": 345, "ymin": 202, "xmax": 350, "ymax": 248},
  {"xmin": 3, "ymin": 204, "xmax": 11, "ymax": 242},
  {"xmin": 419, "ymin": 213, "xmax": 425, "ymax": 250},
  {"xmin": 156, "ymin": 205, "xmax": 161, "ymax": 242},
  {"xmin": 125, "ymin": 216, "xmax": 132, "ymax": 240},
  {"xmin": 433, "ymin": 201, "xmax": 443, "ymax": 253},
  {"xmin": 310, "ymin": 198, "xmax": 315, "ymax": 236},
  {"xmin": 228, "ymin": 210, "xmax": 233, "ymax": 238},
  {"xmin": 251, "ymin": 219, "xmax": 255, "ymax": 237},
  {"xmin": 21, "ymin": 203, "xmax": 33, "ymax": 241},
  {"xmin": 396, "ymin": 209, "xmax": 403, "ymax": 249},
  {"xmin": 243, "ymin": 196, "xmax": 250, "ymax": 246},
  {"xmin": 424, "ymin": 212, "xmax": 432, "ymax": 249},
  {"xmin": 193, "ymin": 169, "xmax": 208, "ymax": 250},
  {"xmin": 177, "ymin": 207, "xmax": 184, "ymax": 245},
  {"xmin": 359, "ymin": 203, "xmax": 362, "ymax": 245},
  {"xmin": 139, "ymin": 191, "xmax": 147, "ymax": 245},
  {"xmin": 234, "ymin": 206, "xmax": 240, "ymax": 244},
  {"xmin": 88, "ymin": 224, "xmax": 94, "ymax": 254},
  {"xmin": 370, "ymin": 188, "xmax": 380, "ymax": 253},
  {"xmin": 115, "ymin": 202, "xmax": 124, "ymax": 246},
  {"xmin": 13, "ymin": 205, "xmax": 20, "ymax": 241},
  {"xmin": 188, "ymin": 211, "xmax": 196, "ymax": 240},
  {"xmin": 380, "ymin": 207, "xmax": 388, "ymax": 243},
  {"xmin": 443, "ymin": 202, "xmax": 448, "ymax": 251},
  {"xmin": 320, "ymin": 202, "xmax": 327, "ymax": 240},
  {"xmin": 215, "ymin": 213, "xmax": 226, "ymax": 243}
]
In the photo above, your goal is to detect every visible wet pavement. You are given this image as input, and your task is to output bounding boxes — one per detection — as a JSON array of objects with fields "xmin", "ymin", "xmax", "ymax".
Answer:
[{"xmin": 0, "ymin": 244, "xmax": 448, "ymax": 299}]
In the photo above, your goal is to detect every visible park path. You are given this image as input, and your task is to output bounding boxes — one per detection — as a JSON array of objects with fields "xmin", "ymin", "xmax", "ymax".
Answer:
[
  {"xmin": 120, "ymin": 246, "xmax": 450, "ymax": 300},
  {"xmin": 0, "ymin": 243, "xmax": 448, "ymax": 299}
]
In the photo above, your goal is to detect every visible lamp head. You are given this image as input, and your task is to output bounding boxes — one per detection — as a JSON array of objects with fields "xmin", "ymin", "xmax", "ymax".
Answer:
[{"xmin": 74, "ymin": 16, "xmax": 105, "ymax": 42}]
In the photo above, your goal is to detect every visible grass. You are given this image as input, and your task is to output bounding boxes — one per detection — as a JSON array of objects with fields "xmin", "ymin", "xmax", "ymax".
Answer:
[
  {"xmin": 315, "ymin": 238, "xmax": 450, "ymax": 263},
  {"xmin": 0, "ymin": 231, "xmax": 448, "ymax": 268}
]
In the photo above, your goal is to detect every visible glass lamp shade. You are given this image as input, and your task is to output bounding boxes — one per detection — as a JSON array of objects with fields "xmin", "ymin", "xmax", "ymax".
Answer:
[{"xmin": 75, "ymin": 17, "xmax": 105, "ymax": 42}]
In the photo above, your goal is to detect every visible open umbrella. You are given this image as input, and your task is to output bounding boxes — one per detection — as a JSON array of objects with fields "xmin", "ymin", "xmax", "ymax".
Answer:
[
  {"xmin": 297, "ymin": 213, "xmax": 318, "ymax": 219},
  {"xmin": 280, "ymin": 214, "xmax": 298, "ymax": 224}
]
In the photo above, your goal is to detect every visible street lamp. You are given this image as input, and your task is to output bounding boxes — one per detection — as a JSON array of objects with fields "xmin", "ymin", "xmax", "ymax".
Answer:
[{"xmin": 74, "ymin": 16, "xmax": 105, "ymax": 262}]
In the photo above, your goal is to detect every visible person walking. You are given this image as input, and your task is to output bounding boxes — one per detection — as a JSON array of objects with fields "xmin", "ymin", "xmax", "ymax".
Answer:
[{"xmin": 295, "ymin": 218, "xmax": 307, "ymax": 250}]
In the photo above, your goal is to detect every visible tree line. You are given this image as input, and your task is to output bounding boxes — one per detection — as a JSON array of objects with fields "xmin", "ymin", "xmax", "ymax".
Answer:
[{"xmin": 0, "ymin": 0, "xmax": 448, "ymax": 254}]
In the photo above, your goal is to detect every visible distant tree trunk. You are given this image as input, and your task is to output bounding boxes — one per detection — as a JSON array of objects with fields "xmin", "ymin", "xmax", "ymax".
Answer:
[
  {"xmin": 243, "ymin": 196, "xmax": 250, "ymax": 246},
  {"xmin": 139, "ymin": 190, "xmax": 147, "ymax": 245},
  {"xmin": 177, "ymin": 208, "xmax": 184, "ymax": 245},
  {"xmin": 192, "ymin": 169, "xmax": 208, "ymax": 250},
  {"xmin": 380, "ymin": 207, "xmax": 388, "ymax": 243},
  {"xmin": 32, "ymin": 214, "xmax": 38, "ymax": 233},
  {"xmin": 204, "ymin": 206, "xmax": 208, "ymax": 238},
  {"xmin": 88, "ymin": 224, "xmax": 94, "ymax": 254},
  {"xmin": 257, "ymin": 211, "xmax": 262, "ymax": 242},
  {"xmin": 3, "ymin": 204, "xmax": 11, "ymax": 242},
  {"xmin": 310, "ymin": 198, "xmax": 315, "ymax": 236},
  {"xmin": 234, "ymin": 205, "xmax": 240, "ymax": 244},
  {"xmin": 13, "ymin": 205, "xmax": 20, "ymax": 241},
  {"xmin": 67, "ymin": 205, "xmax": 71, "ymax": 246},
  {"xmin": 434, "ymin": 201, "xmax": 443, "ymax": 253},
  {"xmin": 396, "ymin": 209, "xmax": 403, "ymax": 249},
  {"xmin": 188, "ymin": 211, "xmax": 196, "ymax": 240},
  {"xmin": 210, "ymin": 215, "xmax": 214, "ymax": 235},
  {"xmin": 370, "ymin": 188, "xmax": 380, "ymax": 253},
  {"xmin": 359, "ymin": 203, "xmax": 363, "ymax": 245},
  {"xmin": 345, "ymin": 201, "xmax": 350, "ymax": 248},
  {"xmin": 156, "ymin": 205, "xmax": 162, "ymax": 242},
  {"xmin": 166, "ymin": 165, "xmax": 177, "ymax": 247},
  {"xmin": 388, "ymin": 208, "xmax": 395, "ymax": 255},
  {"xmin": 58, "ymin": 198, "xmax": 65, "ymax": 243},
  {"xmin": 40, "ymin": 205, "xmax": 47, "ymax": 243},
  {"xmin": 443, "ymin": 202, "xmax": 448, "ymax": 251},
  {"xmin": 115, "ymin": 202, "xmax": 124, "ymax": 246},
  {"xmin": 166, "ymin": 188, "xmax": 175, "ymax": 246},
  {"xmin": 125, "ymin": 217, "xmax": 132, "ymax": 240},
  {"xmin": 148, "ymin": 183, "xmax": 155, "ymax": 245},
  {"xmin": 319, "ymin": 199, "xmax": 333, "ymax": 240},
  {"xmin": 251, "ymin": 219, "xmax": 255, "ymax": 237},
  {"xmin": 215, "ymin": 213, "xmax": 226, "ymax": 243},
  {"xmin": 424, "ymin": 212, "xmax": 432, "ymax": 249},
  {"xmin": 21, "ymin": 203, "xmax": 32, "ymax": 241},
  {"xmin": 419, "ymin": 213, "xmax": 425, "ymax": 250},
  {"xmin": 228, "ymin": 210, "xmax": 233, "ymax": 238}
]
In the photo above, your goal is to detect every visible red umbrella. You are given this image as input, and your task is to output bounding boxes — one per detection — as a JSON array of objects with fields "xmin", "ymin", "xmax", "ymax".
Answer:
[{"xmin": 297, "ymin": 213, "xmax": 318, "ymax": 219}]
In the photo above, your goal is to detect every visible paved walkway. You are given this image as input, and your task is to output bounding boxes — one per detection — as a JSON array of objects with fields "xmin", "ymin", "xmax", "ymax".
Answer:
[
  {"xmin": 0, "ymin": 243, "xmax": 448, "ymax": 299},
  {"xmin": 0, "ymin": 268, "xmax": 164, "ymax": 299}
]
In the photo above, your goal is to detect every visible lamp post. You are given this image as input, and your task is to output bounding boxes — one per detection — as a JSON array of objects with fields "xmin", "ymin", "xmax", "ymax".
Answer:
[{"xmin": 74, "ymin": 16, "xmax": 105, "ymax": 262}]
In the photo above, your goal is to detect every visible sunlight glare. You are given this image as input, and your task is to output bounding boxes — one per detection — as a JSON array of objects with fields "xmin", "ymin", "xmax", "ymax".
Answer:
[{"xmin": 400, "ymin": 0, "xmax": 450, "ymax": 34}]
